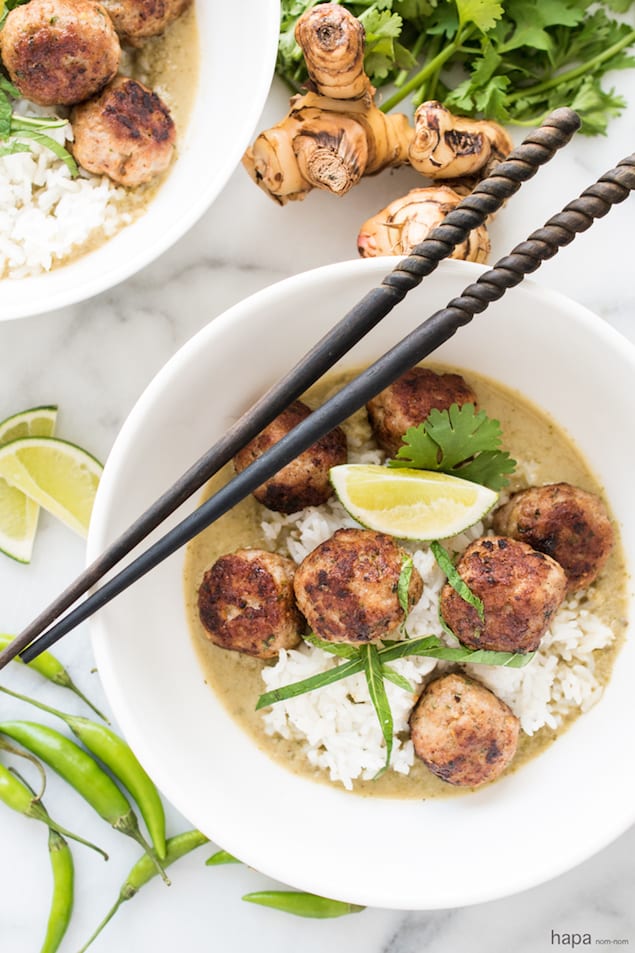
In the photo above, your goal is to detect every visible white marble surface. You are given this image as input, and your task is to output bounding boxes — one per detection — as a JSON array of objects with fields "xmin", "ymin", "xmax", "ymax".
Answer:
[{"xmin": 1, "ymin": 68, "xmax": 635, "ymax": 953}]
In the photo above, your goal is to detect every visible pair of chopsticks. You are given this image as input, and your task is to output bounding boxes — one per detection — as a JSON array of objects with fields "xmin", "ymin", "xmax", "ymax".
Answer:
[{"xmin": 2, "ymin": 109, "xmax": 634, "ymax": 669}]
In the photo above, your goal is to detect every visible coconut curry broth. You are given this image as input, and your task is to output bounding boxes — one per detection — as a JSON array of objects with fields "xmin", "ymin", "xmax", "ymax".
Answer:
[
  {"xmin": 183, "ymin": 365, "xmax": 628, "ymax": 799},
  {"xmin": 50, "ymin": 7, "xmax": 199, "ymax": 267}
]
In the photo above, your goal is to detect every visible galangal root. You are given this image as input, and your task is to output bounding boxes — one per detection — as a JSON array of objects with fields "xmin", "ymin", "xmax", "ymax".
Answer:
[
  {"xmin": 408, "ymin": 101, "xmax": 513, "ymax": 180},
  {"xmin": 242, "ymin": 4, "xmax": 412, "ymax": 204},
  {"xmin": 243, "ymin": 3, "xmax": 512, "ymax": 263},
  {"xmin": 357, "ymin": 102, "xmax": 511, "ymax": 260},
  {"xmin": 357, "ymin": 186, "xmax": 491, "ymax": 261}
]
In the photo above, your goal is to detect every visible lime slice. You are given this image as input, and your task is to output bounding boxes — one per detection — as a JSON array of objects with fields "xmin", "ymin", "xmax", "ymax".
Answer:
[
  {"xmin": 0, "ymin": 405, "xmax": 58, "ymax": 444},
  {"xmin": 0, "ymin": 406, "xmax": 58, "ymax": 562},
  {"xmin": 0, "ymin": 436, "xmax": 102, "ymax": 539},
  {"xmin": 330, "ymin": 464, "xmax": 498, "ymax": 541}
]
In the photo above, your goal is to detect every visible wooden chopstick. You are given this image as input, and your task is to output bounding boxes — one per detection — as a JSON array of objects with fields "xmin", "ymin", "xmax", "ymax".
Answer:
[
  {"xmin": 0, "ymin": 109, "xmax": 581, "ymax": 672},
  {"xmin": 16, "ymin": 151, "xmax": 635, "ymax": 664}
]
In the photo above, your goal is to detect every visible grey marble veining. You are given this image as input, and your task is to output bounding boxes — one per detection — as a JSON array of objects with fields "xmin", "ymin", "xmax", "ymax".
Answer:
[{"xmin": 1, "ymin": 67, "xmax": 634, "ymax": 952}]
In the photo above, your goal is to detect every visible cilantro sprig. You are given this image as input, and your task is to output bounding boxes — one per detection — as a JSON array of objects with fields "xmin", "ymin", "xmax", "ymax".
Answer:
[
  {"xmin": 278, "ymin": 0, "xmax": 635, "ymax": 135},
  {"xmin": 388, "ymin": 402, "xmax": 516, "ymax": 490}
]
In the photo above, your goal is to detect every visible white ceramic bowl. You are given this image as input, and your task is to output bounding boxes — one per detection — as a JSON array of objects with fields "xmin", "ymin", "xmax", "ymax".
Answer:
[
  {"xmin": 88, "ymin": 258, "xmax": 635, "ymax": 910},
  {"xmin": 0, "ymin": 0, "xmax": 279, "ymax": 321}
]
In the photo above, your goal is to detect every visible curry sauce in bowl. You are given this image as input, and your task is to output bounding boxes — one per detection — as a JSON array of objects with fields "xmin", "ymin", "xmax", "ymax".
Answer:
[
  {"xmin": 0, "ymin": 0, "xmax": 280, "ymax": 318},
  {"xmin": 184, "ymin": 364, "xmax": 627, "ymax": 799},
  {"xmin": 87, "ymin": 258, "xmax": 635, "ymax": 910}
]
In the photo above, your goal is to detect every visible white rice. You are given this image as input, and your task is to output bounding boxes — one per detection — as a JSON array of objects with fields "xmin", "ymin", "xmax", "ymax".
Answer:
[
  {"xmin": 259, "ymin": 448, "xmax": 616, "ymax": 790},
  {"xmin": 0, "ymin": 102, "xmax": 134, "ymax": 279}
]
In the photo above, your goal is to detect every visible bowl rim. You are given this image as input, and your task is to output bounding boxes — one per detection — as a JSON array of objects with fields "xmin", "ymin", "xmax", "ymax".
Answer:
[
  {"xmin": 88, "ymin": 257, "xmax": 635, "ymax": 910},
  {"xmin": 0, "ymin": 0, "xmax": 280, "ymax": 321}
]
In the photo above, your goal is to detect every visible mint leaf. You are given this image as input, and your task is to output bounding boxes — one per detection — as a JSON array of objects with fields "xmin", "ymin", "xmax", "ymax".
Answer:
[
  {"xmin": 397, "ymin": 554, "xmax": 414, "ymax": 615},
  {"xmin": 303, "ymin": 631, "xmax": 360, "ymax": 659},
  {"xmin": 380, "ymin": 635, "xmax": 535, "ymax": 668},
  {"xmin": 431, "ymin": 540, "xmax": 484, "ymax": 622},
  {"xmin": 381, "ymin": 664, "xmax": 415, "ymax": 692},
  {"xmin": 361, "ymin": 643, "xmax": 394, "ymax": 774}
]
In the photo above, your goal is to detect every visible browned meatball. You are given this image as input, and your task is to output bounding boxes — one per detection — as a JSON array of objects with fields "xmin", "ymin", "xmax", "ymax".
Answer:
[
  {"xmin": 70, "ymin": 76, "xmax": 176, "ymax": 186},
  {"xmin": 197, "ymin": 549, "xmax": 304, "ymax": 660},
  {"xmin": 0, "ymin": 0, "xmax": 120, "ymax": 106},
  {"xmin": 492, "ymin": 483, "xmax": 614, "ymax": 593},
  {"xmin": 366, "ymin": 366, "xmax": 478, "ymax": 457},
  {"xmin": 233, "ymin": 400, "xmax": 348, "ymax": 515},
  {"xmin": 293, "ymin": 528, "xmax": 423, "ymax": 644},
  {"xmin": 440, "ymin": 535, "xmax": 567, "ymax": 653},
  {"xmin": 409, "ymin": 672, "xmax": 520, "ymax": 787},
  {"xmin": 100, "ymin": 0, "xmax": 192, "ymax": 39}
]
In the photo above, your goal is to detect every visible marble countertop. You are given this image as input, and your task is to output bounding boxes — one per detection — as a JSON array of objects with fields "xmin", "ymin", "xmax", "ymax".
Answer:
[{"xmin": 2, "ymin": 67, "xmax": 635, "ymax": 953}]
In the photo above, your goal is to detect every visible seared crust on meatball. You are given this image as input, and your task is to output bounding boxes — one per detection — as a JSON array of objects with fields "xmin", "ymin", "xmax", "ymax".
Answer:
[
  {"xmin": 409, "ymin": 672, "xmax": 519, "ymax": 787},
  {"xmin": 440, "ymin": 535, "xmax": 567, "ymax": 653},
  {"xmin": 366, "ymin": 366, "xmax": 478, "ymax": 457},
  {"xmin": 0, "ymin": 0, "xmax": 120, "ymax": 106},
  {"xmin": 492, "ymin": 482, "xmax": 614, "ymax": 593},
  {"xmin": 293, "ymin": 528, "xmax": 423, "ymax": 643},
  {"xmin": 70, "ymin": 76, "xmax": 176, "ymax": 185},
  {"xmin": 233, "ymin": 400, "xmax": 348, "ymax": 515},
  {"xmin": 198, "ymin": 549, "xmax": 304, "ymax": 660},
  {"xmin": 100, "ymin": 0, "xmax": 192, "ymax": 39}
]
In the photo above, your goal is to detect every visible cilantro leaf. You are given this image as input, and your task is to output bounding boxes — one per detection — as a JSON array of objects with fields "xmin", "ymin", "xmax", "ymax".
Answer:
[
  {"xmin": 456, "ymin": 0, "xmax": 504, "ymax": 33},
  {"xmin": 389, "ymin": 403, "xmax": 516, "ymax": 490},
  {"xmin": 276, "ymin": 0, "xmax": 635, "ymax": 134},
  {"xmin": 497, "ymin": 0, "xmax": 584, "ymax": 55}
]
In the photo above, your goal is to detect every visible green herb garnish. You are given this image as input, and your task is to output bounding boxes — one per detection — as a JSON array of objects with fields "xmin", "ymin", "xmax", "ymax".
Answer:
[
  {"xmin": 277, "ymin": 0, "xmax": 635, "ymax": 135},
  {"xmin": 0, "ymin": 72, "xmax": 78, "ymax": 176},
  {"xmin": 361, "ymin": 643, "xmax": 394, "ymax": 774},
  {"xmin": 256, "ymin": 633, "xmax": 534, "ymax": 769},
  {"xmin": 303, "ymin": 631, "xmax": 360, "ymax": 658},
  {"xmin": 389, "ymin": 403, "xmax": 516, "ymax": 490},
  {"xmin": 431, "ymin": 539, "xmax": 484, "ymax": 621},
  {"xmin": 256, "ymin": 634, "xmax": 533, "ymax": 709},
  {"xmin": 397, "ymin": 553, "xmax": 414, "ymax": 615}
]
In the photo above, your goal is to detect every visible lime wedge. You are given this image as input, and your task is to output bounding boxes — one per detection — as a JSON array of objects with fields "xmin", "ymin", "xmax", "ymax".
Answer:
[
  {"xmin": 0, "ymin": 406, "xmax": 58, "ymax": 444},
  {"xmin": 0, "ymin": 436, "xmax": 102, "ymax": 539},
  {"xmin": 0, "ymin": 406, "xmax": 58, "ymax": 562},
  {"xmin": 330, "ymin": 464, "xmax": 498, "ymax": 541}
]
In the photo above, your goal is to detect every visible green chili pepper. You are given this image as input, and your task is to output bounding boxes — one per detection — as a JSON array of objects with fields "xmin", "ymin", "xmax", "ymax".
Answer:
[
  {"xmin": 78, "ymin": 829, "xmax": 209, "ymax": 953},
  {"xmin": 0, "ymin": 760, "xmax": 107, "ymax": 859},
  {"xmin": 0, "ymin": 734, "xmax": 47, "ymax": 797},
  {"xmin": 0, "ymin": 685, "xmax": 166, "ymax": 859},
  {"xmin": 205, "ymin": 848, "xmax": 240, "ymax": 866},
  {"xmin": 242, "ymin": 890, "xmax": 366, "ymax": 918},
  {"xmin": 0, "ymin": 720, "xmax": 167, "ymax": 881},
  {"xmin": 0, "ymin": 634, "xmax": 108, "ymax": 721},
  {"xmin": 12, "ymin": 771, "xmax": 74, "ymax": 953},
  {"xmin": 41, "ymin": 827, "xmax": 74, "ymax": 953}
]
